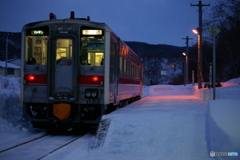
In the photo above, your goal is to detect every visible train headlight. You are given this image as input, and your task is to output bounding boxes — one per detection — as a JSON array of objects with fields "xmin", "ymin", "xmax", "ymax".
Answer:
[
  {"xmin": 85, "ymin": 89, "xmax": 98, "ymax": 99},
  {"xmin": 91, "ymin": 90, "xmax": 97, "ymax": 98},
  {"xmin": 57, "ymin": 25, "xmax": 72, "ymax": 33},
  {"xmin": 66, "ymin": 25, "xmax": 72, "ymax": 31},
  {"xmin": 58, "ymin": 26, "xmax": 64, "ymax": 32},
  {"xmin": 85, "ymin": 91, "xmax": 91, "ymax": 98}
]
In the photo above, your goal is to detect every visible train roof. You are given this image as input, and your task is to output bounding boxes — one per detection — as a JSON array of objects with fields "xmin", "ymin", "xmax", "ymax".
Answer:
[
  {"xmin": 22, "ymin": 18, "xmax": 112, "ymax": 33},
  {"xmin": 22, "ymin": 12, "xmax": 141, "ymax": 63}
]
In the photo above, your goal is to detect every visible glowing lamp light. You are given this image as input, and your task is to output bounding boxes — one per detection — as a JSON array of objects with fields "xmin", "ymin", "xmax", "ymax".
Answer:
[
  {"xmin": 192, "ymin": 28, "xmax": 199, "ymax": 34},
  {"xmin": 182, "ymin": 52, "xmax": 187, "ymax": 56},
  {"xmin": 92, "ymin": 76, "xmax": 99, "ymax": 82},
  {"xmin": 28, "ymin": 75, "xmax": 35, "ymax": 81}
]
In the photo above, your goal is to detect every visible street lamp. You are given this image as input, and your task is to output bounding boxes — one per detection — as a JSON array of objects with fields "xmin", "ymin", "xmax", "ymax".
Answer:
[
  {"xmin": 192, "ymin": 28, "xmax": 203, "ymax": 89},
  {"xmin": 192, "ymin": 28, "xmax": 199, "ymax": 34},
  {"xmin": 182, "ymin": 52, "xmax": 188, "ymax": 86}
]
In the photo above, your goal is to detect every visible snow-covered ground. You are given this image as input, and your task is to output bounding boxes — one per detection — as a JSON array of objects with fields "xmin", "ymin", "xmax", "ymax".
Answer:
[{"xmin": 0, "ymin": 75, "xmax": 239, "ymax": 159}]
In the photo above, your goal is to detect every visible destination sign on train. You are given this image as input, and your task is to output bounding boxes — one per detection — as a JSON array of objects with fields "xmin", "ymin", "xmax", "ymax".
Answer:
[
  {"xmin": 82, "ymin": 30, "xmax": 102, "ymax": 35},
  {"xmin": 31, "ymin": 30, "xmax": 44, "ymax": 35}
]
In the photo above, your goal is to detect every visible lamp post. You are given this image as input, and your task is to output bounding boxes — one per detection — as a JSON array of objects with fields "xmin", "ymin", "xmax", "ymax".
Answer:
[
  {"xmin": 192, "ymin": 28, "xmax": 203, "ymax": 89},
  {"xmin": 182, "ymin": 52, "xmax": 188, "ymax": 86}
]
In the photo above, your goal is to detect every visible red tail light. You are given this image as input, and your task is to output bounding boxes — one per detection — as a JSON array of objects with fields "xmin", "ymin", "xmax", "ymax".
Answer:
[
  {"xmin": 24, "ymin": 74, "xmax": 47, "ymax": 84},
  {"xmin": 28, "ymin": 75, "xmax": 35, "ymax": 81},
  {"xmin": 78, "ymin": 75, "xmax": 104, "ymax": 85},
  {"xmin": 92, "ymin": 76, "xmax": 99, "ymax": 82}
]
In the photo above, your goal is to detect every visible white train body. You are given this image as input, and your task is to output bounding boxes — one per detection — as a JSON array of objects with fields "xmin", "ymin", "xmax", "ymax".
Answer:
[{"xmin": 21, "ymin": 13, "xmax": 143, "ymax": 129}]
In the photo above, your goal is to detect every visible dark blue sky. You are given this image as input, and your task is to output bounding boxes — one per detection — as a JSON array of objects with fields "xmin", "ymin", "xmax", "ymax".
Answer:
[{"xmin": 0, "ymin": 0, "xmax": 217, "ymax": 46}]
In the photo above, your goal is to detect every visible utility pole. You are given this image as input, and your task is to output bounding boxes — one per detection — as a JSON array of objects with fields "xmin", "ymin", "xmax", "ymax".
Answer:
[
  {"xmin": 191, "ymin": 0, "xmax": 210, "ymax": 89},
  {"xmin": 182, "ymin": 36, "xmax": 193, "ymax": 85}
]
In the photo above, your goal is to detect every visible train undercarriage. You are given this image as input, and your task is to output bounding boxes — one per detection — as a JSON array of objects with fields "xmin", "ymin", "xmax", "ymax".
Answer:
[{"xmin": 24, "ymin": 96, "xmax": 141, "ymax": 130}]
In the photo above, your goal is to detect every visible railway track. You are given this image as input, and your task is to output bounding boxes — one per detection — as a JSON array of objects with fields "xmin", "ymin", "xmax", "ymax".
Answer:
[
  {"xmin": 0, "ymin": 133, "xmax": 48, "ymax": 154},
  {"xmin": 0, "ymin": 132, "xmax": 86, "ymax": 160}
]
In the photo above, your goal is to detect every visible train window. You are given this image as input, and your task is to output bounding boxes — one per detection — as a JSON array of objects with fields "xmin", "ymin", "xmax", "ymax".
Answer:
[
  {"xmin": 133, "ymin": 65, "xmax": 136, "ymax": 77},
  {"xmin": 80, "ymin": 35, "xmax": 104, "ymax": 66},
  {"xmin": 127, "ymin": 61, "xmax": 130, "ymax": 75},
  {"xmin": 25, "ymin": 36, "xmax": 49, "ymax": 65},
  {"xmin": 119, "ymin": 56, "xmax": 123, "ymax": 72},
  {"xmin": 87, "ymin": 52, "xmax": 103, "ymax": 66},
  {"xmin": 25, "ymin": 26, "xmax": 49, "ymax": 65},
  {"xmin": 123, "ymin": 59, "xmax": 127, "ymax": 73},
  {"xmin": 56, "ymin": 39, "xmax": 72, "ymax": 66}
]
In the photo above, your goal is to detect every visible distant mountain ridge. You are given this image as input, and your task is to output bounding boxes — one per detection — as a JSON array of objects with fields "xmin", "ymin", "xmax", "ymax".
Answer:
[
  {"xmin": 125, "ymin": 41, "xmax": 185, "ymax": 59},
  {"xmin": 0, "ymin": 32, "xmax": 21, "ymax": 61}
]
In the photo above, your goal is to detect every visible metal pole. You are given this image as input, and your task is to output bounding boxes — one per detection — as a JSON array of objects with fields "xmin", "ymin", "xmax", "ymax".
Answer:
[
  {"xmin": 213, "ymin": 35, "xmax": 216, "ymax": 100},
  {"xmin": 208, "ymin": 26, "xmax": 220, "ymax": 100},
  {"xmin": 183, "ymin": 60, "xmax": 186, "ymax": 86},
  {"xmin": 199, "ymin": 1, "xmax": 203, "ymax": 89},
  {"xmin": 186, "ymin": 43, "xmax": 189, "ymax": 85},
  {"xmin": 209, "ymin": 63, "xmax": 212, "ymax": 87},
  {"xmin": 185, "ymin": 56, "xmax": 187, "ymax": 86},
  {"xmin": 192, "ymin": 70, "xmax": 195, "ymax": 86},
  {"xmin": 5, "ymin": 33, "xmax": 9, "ymax": 77}
]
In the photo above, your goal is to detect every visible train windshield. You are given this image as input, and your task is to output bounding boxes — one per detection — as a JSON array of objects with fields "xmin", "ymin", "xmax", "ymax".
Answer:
[
  {"xmin": 25, "ymin": 26, "xmax": 49, "ymax": 65},
  {"xmin": 56, "ymin": 39, "xmax": 72, "ymax": 66},
  {"xmin": 80, "ymin": 29, "xmax": 104, "ymax": 66}
]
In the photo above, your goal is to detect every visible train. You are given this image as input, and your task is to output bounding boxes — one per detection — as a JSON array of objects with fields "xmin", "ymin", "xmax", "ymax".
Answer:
[{"xmin": 21, "ymin": 12, "xmax": 143, "ymax": 130}]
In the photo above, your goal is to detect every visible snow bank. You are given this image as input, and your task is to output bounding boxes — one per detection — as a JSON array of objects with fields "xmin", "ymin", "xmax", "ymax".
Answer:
[
  {"xmin": 142, "ymin": 85, "xmax": 149, "ymax": 98},
  {"xmin": 148, "ymin": 84, "xmax": 193, "ymax": 96},
  {"xmin": 194, "ymin": 77, "xmax": 240, "ymax": 101},
  {"xmin": 0, "ymin": 75, "xmax": 29, "ymax": 131},
  {"xmin": 0, "ymin": 75, "xmax": 20, "ymax": 93},
  {"xmin": 0, "ymin": 76, "xmax": 21, "ymax": 121},
  {"xmin": 207, "ymin": 99, "xmax": 240, "ymax": 160}
]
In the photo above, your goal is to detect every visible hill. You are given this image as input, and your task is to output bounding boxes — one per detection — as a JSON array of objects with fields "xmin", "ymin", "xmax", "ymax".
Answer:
[{"xmin": 0, "ymin": 32, "xmax": 21, "ymax": 61}]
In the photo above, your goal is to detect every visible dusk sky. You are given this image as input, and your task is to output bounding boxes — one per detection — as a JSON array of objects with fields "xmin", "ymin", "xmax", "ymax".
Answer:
[{"xmin": 0, "ymin": 0, "xmax": 217, "ymax": 47}]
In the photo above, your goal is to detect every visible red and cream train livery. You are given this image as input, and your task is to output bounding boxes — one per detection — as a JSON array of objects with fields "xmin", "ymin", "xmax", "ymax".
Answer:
[{"xmin": 21, "ymin": 12, "xmax": 143, "ymax": 129}]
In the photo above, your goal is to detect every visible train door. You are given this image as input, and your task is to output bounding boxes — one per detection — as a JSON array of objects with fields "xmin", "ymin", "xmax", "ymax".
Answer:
[{"xmin": 48, "ymin": 37, "xmax": 78, "ymax": 101}]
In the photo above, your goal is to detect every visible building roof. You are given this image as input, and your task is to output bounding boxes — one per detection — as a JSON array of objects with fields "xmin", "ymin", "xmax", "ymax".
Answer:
[{"xmin": 0, "ymin": 61, "xmax": 21, "ymax": 69}]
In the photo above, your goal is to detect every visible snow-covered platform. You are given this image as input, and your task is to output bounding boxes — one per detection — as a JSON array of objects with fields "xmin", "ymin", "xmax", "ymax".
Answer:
[
  {"xmin": 89, "ymin": 95, "xmax": 212, "ymax": 160},
  {"xmin": 1, "ymin": 76, "xmax": 240, "ymax": 160},
  {"xmin": 207, "ymin": 99, "xmax": 240, "ymax": 160}
]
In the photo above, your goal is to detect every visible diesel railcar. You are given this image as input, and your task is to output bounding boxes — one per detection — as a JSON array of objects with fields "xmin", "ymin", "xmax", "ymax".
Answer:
[{"xmin": 21, "ymin": 12, "xmax": 143, "ymax": 129}]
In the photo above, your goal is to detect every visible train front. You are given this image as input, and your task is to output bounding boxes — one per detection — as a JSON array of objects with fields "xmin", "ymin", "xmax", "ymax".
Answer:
[{"xmin": 21, "ymin": 17, "xmax": 109, "ymax": 129}]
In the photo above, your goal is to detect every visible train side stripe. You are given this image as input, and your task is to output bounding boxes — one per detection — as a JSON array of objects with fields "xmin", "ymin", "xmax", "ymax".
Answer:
[{"xmin": 119, "ymin": 77, "xmax": 142, "ymax": 85}]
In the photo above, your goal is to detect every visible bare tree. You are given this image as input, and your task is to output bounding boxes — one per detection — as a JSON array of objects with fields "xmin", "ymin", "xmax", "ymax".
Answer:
[{"xmin": 205, "ymin": 0, "xmax": 240, "ymax": 80}]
